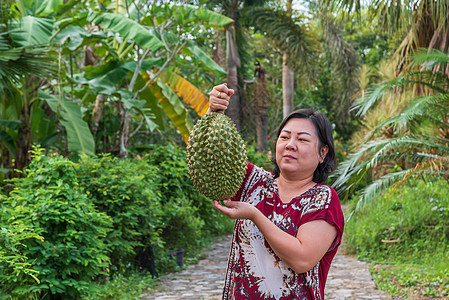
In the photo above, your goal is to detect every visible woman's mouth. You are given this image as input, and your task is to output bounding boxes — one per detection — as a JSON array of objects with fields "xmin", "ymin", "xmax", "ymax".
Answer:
[{"xmin": 283, "ymin": 154, "xmax": 296, "ymax": 160}]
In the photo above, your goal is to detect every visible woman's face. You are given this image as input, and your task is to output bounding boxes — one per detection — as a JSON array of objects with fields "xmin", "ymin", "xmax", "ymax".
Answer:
[{"xmin": 275, "ymin": 118, "xmax": 328, "ymax": 179}]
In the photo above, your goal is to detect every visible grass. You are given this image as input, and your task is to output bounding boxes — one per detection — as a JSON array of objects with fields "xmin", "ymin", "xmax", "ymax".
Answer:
[
  {"xmin": 344, "ymin": 177, "xmax": 449, "ymax": 299},
  {"xmin": 370, "ymin": 263, "xmax": 449, "ymax": 299}
]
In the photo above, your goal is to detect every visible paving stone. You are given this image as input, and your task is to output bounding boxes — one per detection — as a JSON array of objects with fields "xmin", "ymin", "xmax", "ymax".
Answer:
[{"xmin": 142, "ymin": 235, "xmax": 390, "ymax": 299}]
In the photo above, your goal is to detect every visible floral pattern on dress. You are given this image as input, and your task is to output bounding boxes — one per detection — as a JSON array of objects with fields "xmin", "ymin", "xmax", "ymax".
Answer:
[{"xmin": 223, "ymin": 164, "xmax": 341, "ymax": 300}]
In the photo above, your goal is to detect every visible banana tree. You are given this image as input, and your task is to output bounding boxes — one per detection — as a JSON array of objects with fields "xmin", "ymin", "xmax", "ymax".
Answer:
[
  {"xmin": 0, "ymin": 0, "xmax": 95, "ymax": 179},
  {"xmin": 58, "ymin": 1, "xmax": 233, "ymax": 157}
]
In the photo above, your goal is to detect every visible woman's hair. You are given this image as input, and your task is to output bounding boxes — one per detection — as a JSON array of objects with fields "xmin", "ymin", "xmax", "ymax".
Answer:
[{"xmin": 271, "ymin": 109, "xmax": 336, "ymax": 183}]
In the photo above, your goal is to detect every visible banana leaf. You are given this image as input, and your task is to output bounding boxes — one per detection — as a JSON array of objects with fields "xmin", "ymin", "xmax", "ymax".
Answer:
[
  {"xmin": 183, "ymin": 41, "xmax": 227, "ymax": 78},
  {"xmin": 158, "ymin": 69, "xmax": 209, "ymax": 116},
  {"xmin": 9, "ymin": 16, "xmax": 54, "ymax": 46},
  {"xmin": 0, "ymin": 129, "xmax": 15, "ymax": 153},
  {"xmin": 40, "ymin": 91, "xmax": 95, "ymax": 156},
  {"xmin": 141, "ymin": 77, "xmax": 193, "ymax": 144},
  {"xmin": 88, "ymin": 12, "xmax": 164, "ymax": 52},
  {"xmin": 180, "ymin": 4, "xmax": 234, "ymax": 29}
]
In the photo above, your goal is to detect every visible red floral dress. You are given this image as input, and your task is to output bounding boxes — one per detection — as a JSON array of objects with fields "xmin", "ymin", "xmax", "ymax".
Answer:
[{"xmin": 222, "ymin": 163, "xmax": 344, "ymax": 300}]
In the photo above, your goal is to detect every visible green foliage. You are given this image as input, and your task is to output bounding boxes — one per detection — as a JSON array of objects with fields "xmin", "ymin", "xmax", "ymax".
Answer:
[
  {"xmin": 143, "ymin": 144, "xmax": 234, "ymax": 251},
  {"xmin": 246, "ymin": 143, "xmax": 272, "ymax": 172},
  {"xmin": 0, "ymin": 219, "xmax": 43, "ymax": 297},
  {"xmin": 76, "ymin": 153, "xmax": 164, "ymax": 274},
  {"xmin": 85, "ymin": 270, "xmax": 157, "ymax": 300},
  {"xmin": 345, "ymin": 177, "xmax": 449, "ymax": 298},
  {"xmin": 370, "ymin": 263, "xmax": 449, "ymax": 299},
  {"xmin": 334, "ymin": 49, "xmax": 449, "ymax": 208},
  {"xmin": 0, "ymin": 148, "xmax": 112, "ymax": 299}
]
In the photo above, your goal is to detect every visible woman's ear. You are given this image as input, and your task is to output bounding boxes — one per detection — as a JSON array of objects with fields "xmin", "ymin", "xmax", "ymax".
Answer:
[{"xmin": 319, "ymin": 145, "xmax": 329, "ymax": 163}]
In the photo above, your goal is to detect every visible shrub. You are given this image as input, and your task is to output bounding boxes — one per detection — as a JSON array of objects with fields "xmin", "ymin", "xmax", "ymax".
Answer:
[
  {"xmin": 76, "ymin": 154, "xmax": 164, "ymax": 276},
  {"xmin": 246, "ymin": 143, "xmax": 272, "ymax": 172},
  {"xmin": 0, "ymin": 148, "xmax": 112, "ymax": 299},
  {"xmin": 143, "ymin": 144, "xmax": 233, "ymax": 256},
  {"xmin": 0, "ymin": 214, "xmax": 43, "ymax": 298}
]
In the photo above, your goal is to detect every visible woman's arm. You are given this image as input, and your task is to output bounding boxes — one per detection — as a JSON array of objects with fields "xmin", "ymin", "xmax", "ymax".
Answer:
[{"xmin": 213, "ymin": 200, "xmax": 337, "ymax": 273}]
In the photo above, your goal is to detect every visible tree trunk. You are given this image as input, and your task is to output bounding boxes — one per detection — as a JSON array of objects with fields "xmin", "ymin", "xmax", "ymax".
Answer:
[
  {"xmin": 226, "ymin": 28, "xmax": 241, "ymax": 130},
  {"xmin": 91, "ymin": 94, "xmax": 107, "ymax": 136},
  {"xmin": 255, "ymin": 62, "xmax": 268, "ymax": 152},
  {"xmin": 119, "ymin": 107, "xmax": 130, "ymax": 158},
  {"xmin": 282, "ymin": 0, "xmax": 294, "ymax": 119},
  {"xmin": 14, "ymin": 96, "xmax": 32, "ymax": 177},
  {"xmin": 213, "ymin": 30, "xmax": 226, "ymax": 68},
  {"xmin": 282, "ymin": 52, "xmax": 294, "ymax": 118}
]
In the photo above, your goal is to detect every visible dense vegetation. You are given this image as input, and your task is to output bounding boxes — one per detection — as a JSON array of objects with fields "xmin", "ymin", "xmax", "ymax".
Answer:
[
  {"xmin": 345, "ymin": 178, "xmax": 449, "ymax": 298},
  {"xmin": 0, "ymin": 144, "xmax": 234, "ymax": 299},
  {"xmin": 1, "ymin": 0, "xmax": 448, "ymax": 298}
]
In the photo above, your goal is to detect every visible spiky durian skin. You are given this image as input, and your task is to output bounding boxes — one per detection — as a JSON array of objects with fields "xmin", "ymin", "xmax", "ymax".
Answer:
[{"xmin": 186, "ymin": 112, "xmax": 247, "ymax": 201}]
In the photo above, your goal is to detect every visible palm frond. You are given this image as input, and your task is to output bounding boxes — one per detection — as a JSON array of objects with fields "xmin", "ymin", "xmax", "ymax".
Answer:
[
  {"xmin": 244, "ymin": 7, "xmax": 319, "ymax": 75},
  {"xmin": 407, "ymin": 48, "xmax": 449, "ymax": 70},
  {"xmin": 363, "ymin": 93, "xmax": 449, "ymax": 140},
  {"xmin": 352, "ymin": 77, "xmax": 403, "ymax": 116},
  {"xmin": 333, "ymin": 135, "xmax": 449, "ymax": 193},
  {"xmin": 345, "ymin": 169, "xmax": 409, "ymax": 221},
  {"xmin": 0, "ymin": 45, "xmax": 54, "ymax": 91},
  {"xmin": 353, "ymin": 66, "xmax": 449, "ymax": 118},
  {"xmin": 347, "ymin": 155, "xmax": 449, "ymax": 221}
]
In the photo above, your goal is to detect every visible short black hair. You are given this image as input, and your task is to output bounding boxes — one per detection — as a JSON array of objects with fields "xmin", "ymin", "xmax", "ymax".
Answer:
[{"xmin": 271, "ymin": 109, "xmax": 336, "ymax": 183}]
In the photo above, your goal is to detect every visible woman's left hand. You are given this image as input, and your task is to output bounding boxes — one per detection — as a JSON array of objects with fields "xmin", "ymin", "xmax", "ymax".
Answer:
[{"xmin": 213, "ymin": 200, "xmax": 258, "ymax": 221}]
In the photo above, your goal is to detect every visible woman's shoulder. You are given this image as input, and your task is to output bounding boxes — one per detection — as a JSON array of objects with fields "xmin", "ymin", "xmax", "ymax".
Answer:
[
  {"xmin": 246, "ymin": 162, "xmax": 275, "ymax": 183},
  {"xmin": 311, "ymin": 183, "xmax": 339, "ymax": 199}
]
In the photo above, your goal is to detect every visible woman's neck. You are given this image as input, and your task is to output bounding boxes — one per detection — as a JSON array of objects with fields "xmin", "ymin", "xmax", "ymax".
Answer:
[{"xmin": 276, "ymin": 174, "xmax": 316, "ymax": 202}]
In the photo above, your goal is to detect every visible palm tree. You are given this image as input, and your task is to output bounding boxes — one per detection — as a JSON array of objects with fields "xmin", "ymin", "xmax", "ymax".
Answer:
[
  {"xmin": 207, "ymin": 0, "xmax": 268, "ymax": 130},
  {"xmin": 282, "ymin": 0, "xmax": 295, "ymax": 118},
  {"xmin": 327, "ymin": 0, "xmax": 449, "ymax": 72},
  {"xmin": 332, "ymin": 49, "xmax": 449, "ymax": 215}
]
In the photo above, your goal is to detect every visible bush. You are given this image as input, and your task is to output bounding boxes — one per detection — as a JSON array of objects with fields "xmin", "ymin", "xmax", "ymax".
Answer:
[
  {"xmin": 0, "ymin": 148, "xmax": 112, "ymax": 299},
  {"xmin": 1, "ymin": 144, "xmax": 237, "ymax": 299},
  {"xmin": 246, "ymin": 143, "xmax": 272, "ymax": 172},
  {"xmin": 76, "ymin": 154, "xmax": 164, "ymax": 276},
  {"xmin": 143, "ymin": 144, "xmax": 234, "ymax": 255},
  {"xmin": 0, "ymin": 218, "xmax": 43, "ymax": 298}
]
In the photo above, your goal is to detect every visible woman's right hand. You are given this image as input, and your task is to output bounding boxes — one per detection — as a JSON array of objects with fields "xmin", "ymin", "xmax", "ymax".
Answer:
[{"xmin": 207, "ymin": 83, "xmax": 234, "ymax": 113}]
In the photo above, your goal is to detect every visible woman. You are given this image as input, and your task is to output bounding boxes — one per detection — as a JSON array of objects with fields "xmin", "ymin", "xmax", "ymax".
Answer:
[{"xmin": 208, "ymin": 83, "xmax": 344, "ymax": 300}]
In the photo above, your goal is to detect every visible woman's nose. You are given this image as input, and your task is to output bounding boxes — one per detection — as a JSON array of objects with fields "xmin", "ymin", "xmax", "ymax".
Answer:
[{"xmin": 285, "ymin": 139, "xmax": 296, "ymax": 150}]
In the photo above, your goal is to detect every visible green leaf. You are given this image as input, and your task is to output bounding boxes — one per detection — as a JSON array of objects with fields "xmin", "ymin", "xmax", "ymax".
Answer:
[
  {"xmin": 182, "ymin": 41, "xmax": 226, "ymax": 77},
  {"xmin": 174, "ymin": 4, "xmax": 234, "ymax": 29},
  {"xmin": 88, "ymin": 12, "xmax": 164, "ymax": 52},
  {"xmin": 36, "ymin": 0, "xmax": 64, "ymax": 17},
  {"xmin": 40, "ymin": 92, "xmax": 95, "ymax": 156},
  {"xmin": 134, "ymin": 75, "xmax": 168, "ymax": 130},
  {"xmin": 0, "ymin": 119, "xmax": 22, "ymax": 130},
  {"xmin": 9, "ymin": 16, "xmax": 54, "ymax": 46},
  {"xmin": 0, "ymin": 128, "xmax": 15, "ymax": 153},
  {"xmin": 53, "ymin": 25, "xmax": 89, "ymax": 51},
  {"xmin": 122, "ymin": 58, "xmax": 164, "ymax": 72}
]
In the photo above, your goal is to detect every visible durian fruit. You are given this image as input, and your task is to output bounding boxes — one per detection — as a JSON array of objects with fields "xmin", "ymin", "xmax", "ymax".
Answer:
[{"xmin": 186, "ymin": 112, "xmax": 247, "ymax": 200}]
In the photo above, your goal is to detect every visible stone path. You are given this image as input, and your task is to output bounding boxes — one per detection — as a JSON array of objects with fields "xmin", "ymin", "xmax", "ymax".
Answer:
[{"xmin": 141, "ymin": 234, "xmax": 390, "ymax": 300}]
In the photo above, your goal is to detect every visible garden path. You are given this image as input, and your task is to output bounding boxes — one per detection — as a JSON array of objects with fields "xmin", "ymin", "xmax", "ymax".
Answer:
[{"xmin": 141, "ymin": 234, "xmax": 390, "ymax": 300}]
